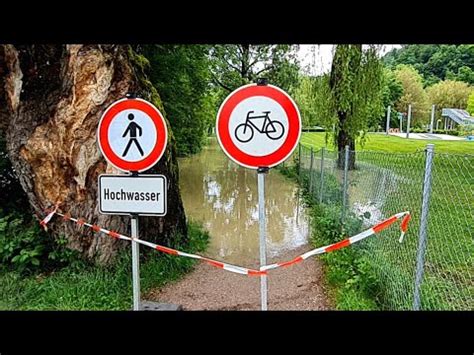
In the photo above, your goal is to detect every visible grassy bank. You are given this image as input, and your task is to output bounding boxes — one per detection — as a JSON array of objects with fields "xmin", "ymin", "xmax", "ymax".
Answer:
[
  {"xmin": 301, "ymin": 132, "xmax": 474, "ymax": 154},
  {"xmin": 278, "ymin": 164, "xmax": 379, "ymax": 310},
  {"xmin": 296, "ymin": 134, "xmax": 473, "ymax": 310},
  {"xmin": 0, "ymin": 222, "xmax": 209, "ymax": 310}
]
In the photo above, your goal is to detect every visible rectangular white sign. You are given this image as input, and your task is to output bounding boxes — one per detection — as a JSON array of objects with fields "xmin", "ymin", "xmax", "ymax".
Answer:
[{"xmin": 98, "ymin": 174, "xmax": 167, "ymax": 216}]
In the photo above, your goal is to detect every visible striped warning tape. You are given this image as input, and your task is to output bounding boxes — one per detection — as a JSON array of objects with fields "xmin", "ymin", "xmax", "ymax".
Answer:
[
  {"xmin": 261, "ymin": 211, "xmax": 411, "ymax": 272},
  {"xmin": 39, "ymin": 207, "xmax": 410, "ymax": 277}
]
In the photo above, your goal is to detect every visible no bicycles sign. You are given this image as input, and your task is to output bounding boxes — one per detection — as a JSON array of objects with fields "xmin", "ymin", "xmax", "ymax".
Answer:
[{"xmin": 216, "ymin": 83, "xmax": 301, "ymax": 169}]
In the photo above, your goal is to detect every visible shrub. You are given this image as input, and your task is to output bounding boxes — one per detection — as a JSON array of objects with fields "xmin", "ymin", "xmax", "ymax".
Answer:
[{"xmin": 0, "ymin": 213, "xmax": 81, "ymax": 273}]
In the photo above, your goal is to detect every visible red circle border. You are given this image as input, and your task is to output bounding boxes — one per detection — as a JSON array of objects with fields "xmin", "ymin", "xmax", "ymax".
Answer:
[
  {"xmin": 98, "ymin": 98, "xmax": 168, "ymax": 172},
  {"xmin": 216, "ymin": 84, "xmax": 301, "ymax": 169}
]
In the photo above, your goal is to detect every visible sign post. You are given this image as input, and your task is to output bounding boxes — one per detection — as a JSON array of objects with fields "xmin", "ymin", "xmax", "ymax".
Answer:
[
  {"xmin": 216, "ymin": 80, "xmax": 301, "ymax": 310},
  {"xmin": 131, "ymin": 214, "xmax": 140, "ymax": 310},
  {"xmin": 385, "ymin": 105, "xmax": 391, "ymax": 135},
  {"xmin": 430, "ymin": 104, "xmax": 435, "ymax": 134},
  {"xmin": 97, "ymin": 96, "xmax": 168, "ymax": 311},
  {"xmin": 257, "ymin": 166, "xmax": 268, "ymax": 310},
  {"xmin": 406, "ymin": 104, "xmax": 412, "ymax": 139}
]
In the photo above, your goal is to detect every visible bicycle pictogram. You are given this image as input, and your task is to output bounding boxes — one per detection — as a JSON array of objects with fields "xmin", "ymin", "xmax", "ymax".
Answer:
[{"xmin": 234, "ymin": 111, "xmax": 285, "ymax": 143}]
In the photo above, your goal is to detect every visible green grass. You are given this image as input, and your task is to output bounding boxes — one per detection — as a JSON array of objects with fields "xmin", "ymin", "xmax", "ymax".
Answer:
[
  {"xmin": 301, "ymin": 132, "xmax": 474, "ymax": 154},
  {"xmin": 297, "ymin": 133, "xmax": 473, "ymax": 310},
  {"xmin": 0, "ymin": 222, "xmax": 209, "ymax": 310}
]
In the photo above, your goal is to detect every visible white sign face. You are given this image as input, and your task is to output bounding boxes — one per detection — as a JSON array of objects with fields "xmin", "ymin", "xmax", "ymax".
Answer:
[
  {"xmin": 97, "ymin": 98, "xmax": 168, "ymax": 173},
  {"xmin": 229, "ymin": 96, "xmax": 289, "ymax": 157},
  {"xmin": 98, "ymin": 175, "xmax": 167, "ymax": 216},
  {"xmin": 216, "ymin": 84, "xmax": 301, "ymax": 169},
  {"xmin": 107, "ymin": 109, "xmax": 158, "ymax": 162}
]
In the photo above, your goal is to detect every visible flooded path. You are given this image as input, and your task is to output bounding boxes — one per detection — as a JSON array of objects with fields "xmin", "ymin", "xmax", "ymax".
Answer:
[{"xmin": 147, "ymin": 139, "xmax": 330, "ymax": 310}]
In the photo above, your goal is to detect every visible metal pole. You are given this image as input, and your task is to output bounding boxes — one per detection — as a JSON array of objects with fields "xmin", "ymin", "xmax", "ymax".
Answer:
[
  {"xmin": 430, "ymin": 105, "xmax": 435, "ymax": 134},
  {"xmin": 257, "ymin": 167, "xmax": 268, "ymax": 311},
  {"xmin": 309, "ymin": 147, "xmax": 314, "ymax": 196},
  {"xmin": 131, "ymin": 215, "xmax": 141, "ymax": 311},
  {"xmin": 399, "ymin": 114, "xmax": 403, "ymax": 133},
  {"xmin": 413, "ymin": 144, "xmax": 434, "ymax": 310},
  {"xmin": 342, "ymin": 145, "xmax": 349, "ymax": 221},
  {"xmin": 386, "ymin": 105, "xmax": 391, "ymax": 135},
  {"xmin": 319, "ymin": 147, "xmax": 325, "ymax": 204},
  {"xmin": 298, "ymin": 143, "xmax": 302, "ymax": 184},
  {"xmin": 406, "ymin": 104, "xmax": 412, "ymax": 139}
]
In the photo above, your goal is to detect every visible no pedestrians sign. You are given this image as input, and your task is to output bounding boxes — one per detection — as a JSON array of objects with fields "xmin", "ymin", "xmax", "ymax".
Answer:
[
  {"xmin": 97, "ymin": 97, "xmax": 168, "ymax": 216},
  {"xmin": 97, "ymin": 97, "xmax": 168, "ymax": 173}
]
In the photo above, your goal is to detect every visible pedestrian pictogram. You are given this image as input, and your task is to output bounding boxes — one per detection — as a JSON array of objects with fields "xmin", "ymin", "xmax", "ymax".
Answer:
[
  {"xmin": 97, "ymin": 97, "xmax": 168, "ymax": 172},
  {"xmin": 216, "ymin": 83, "xmax": 301, "ymax": 169},
  {"xmin": 122, "ymin": 113, "xmax": 144, "ymax": 157}
]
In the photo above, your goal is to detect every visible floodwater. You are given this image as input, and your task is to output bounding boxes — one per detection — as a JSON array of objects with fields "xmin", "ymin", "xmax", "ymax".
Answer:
[{"xmin": 178, "ymin": 139, "xmax": 310, "ymax": 265}]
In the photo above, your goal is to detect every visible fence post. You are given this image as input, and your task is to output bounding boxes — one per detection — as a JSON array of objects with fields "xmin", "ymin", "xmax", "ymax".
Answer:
[
  {"xmin": 298, "ymin": 143, "xmax": 302, "ymax": 184},
  {"xmin": 309, "ymin": 147, "xmax": 314, "ymax": 196},
  {"xmin": 319, "ymin": 147, "xmax": 325, "ymax": 204},
  {"xmin": 413, "ymin": 143, "xmax": 435, "ymax": 310},
  {"xmin": 385, "ymin": 105, "xmax": 391, "ymax": 135},
  {"xmin": 406, "ymin": 104, "xmax": 412, "ymax": 139},
  {"xmin": 341, "ymin": 145, "xmax": 349, "ymax": 221}
]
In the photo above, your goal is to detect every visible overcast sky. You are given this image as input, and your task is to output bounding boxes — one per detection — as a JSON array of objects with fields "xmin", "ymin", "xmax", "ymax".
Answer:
[{"xmin": 298, "ymin": 45, "xmax": 402, "ymax": 75}]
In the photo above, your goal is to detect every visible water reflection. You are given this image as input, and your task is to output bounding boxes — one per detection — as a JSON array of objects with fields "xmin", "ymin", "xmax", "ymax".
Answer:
[{"xmin": 178, "ymin": 139, "xmax": 310, "ymax": 265}]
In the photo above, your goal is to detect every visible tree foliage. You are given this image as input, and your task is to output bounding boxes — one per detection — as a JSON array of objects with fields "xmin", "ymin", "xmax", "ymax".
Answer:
[
  {"xmin": 384, "ymin": 45, "xmax": 474, "ymax": 86},
  {"xmin": 393, "ymin": 64, "xmax": 429, "ymax": 124},
  {"xmin": 142, "ymin": 45, "xmax": 215, "ymax": 156},
  {"xmin": 379, "ymin": 68, "xmax": 404, "ymax": 129},
  {"xmin": 209, "ymin": 45, "xmax": 300, "ymax": 97},
  {"xmin": 381, "ymin": 67, "xmax": 403, "ymax": 108},
  {"xmin": 427, "ymin": 80, "xmax": 473, "ymax": 110},
  {"xmin": 327, "ymin": 45, "xmax": 384, "ymax": 151},
  {"xmin": 467, "ymin": 92, "xmax": 474, "ymax": 116},
  {"xmin": 292, "ymin": 73, "xmax": 334, "ymax": 129}
]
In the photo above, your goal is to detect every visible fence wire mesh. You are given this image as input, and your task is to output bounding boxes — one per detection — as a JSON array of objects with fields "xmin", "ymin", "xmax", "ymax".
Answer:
[{"xmin": 297, "ymin": 143, "xmax": 473, "ymax": 310}]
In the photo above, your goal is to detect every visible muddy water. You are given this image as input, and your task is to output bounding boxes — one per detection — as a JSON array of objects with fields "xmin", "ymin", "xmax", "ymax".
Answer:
[{"xmin": 178, "ymin": 139, "xmax": 310, "ymax": 265}]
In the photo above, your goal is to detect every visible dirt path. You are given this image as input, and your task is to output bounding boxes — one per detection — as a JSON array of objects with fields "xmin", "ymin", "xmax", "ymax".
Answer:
[{"xmin": 145, "ymin": 245, "xmax": 332, "ymax": 310}]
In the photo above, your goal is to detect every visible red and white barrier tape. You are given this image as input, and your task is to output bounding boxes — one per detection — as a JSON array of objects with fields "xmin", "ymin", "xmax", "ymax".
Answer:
[
  {"xmin": 39, "ymin": 208, "xmax": 410, "ymax": 277},
  {"xmin": 261, "ymin": 211, "xmax": 411, "ymax": 272}
]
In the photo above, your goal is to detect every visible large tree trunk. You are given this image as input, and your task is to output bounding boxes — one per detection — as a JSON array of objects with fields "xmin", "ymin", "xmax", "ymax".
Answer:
[
  {"xmin": 329, "ymin": 45, "xmax": 361, "ymax": 170},
  {"xmin": 0, "ymin": 44, "xmax": 187, "ymax": 264},
  {"xmin": 336, "ymin": 128, "xmax": 356, "ymax": 170}
]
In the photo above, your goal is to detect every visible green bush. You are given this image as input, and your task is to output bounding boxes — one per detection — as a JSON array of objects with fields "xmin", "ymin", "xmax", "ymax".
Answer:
[
  {"xmin": 307, "ymin": 204, "xmax": 383, "ymax": 309},
  {"xmin": 0, "ymin": 213, "xmax": 82, "ymax": 274},
  {"xmin": 412, "ymin": 128, "xmax": 427, "ymax": 133},
  {"xmin": 0, "ymin": 214, "xmax": 47, "ymax": 272},
  {"xmin": 432, "ymin": 129, "xmax": 460, "ymax": 136},
  {"xmin": 0, "ymin": 221, "xmax": 210, "ymax": 310}
]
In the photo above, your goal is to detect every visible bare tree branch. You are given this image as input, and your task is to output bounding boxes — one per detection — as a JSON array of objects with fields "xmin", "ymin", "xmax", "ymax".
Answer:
[
  {"xmin": 211, "ymin": 72, "xmax": 232, "ymax": 92},
  {"xmin": 254, "ymin": 65, "xmax": 274, "ymax": 77}
]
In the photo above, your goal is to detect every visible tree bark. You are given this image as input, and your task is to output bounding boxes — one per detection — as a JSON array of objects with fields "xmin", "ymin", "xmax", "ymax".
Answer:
[
  {"xmin": 329, "ymin": 45, "xmax": 361, "ymax": 170},
  {"xmin": 0, "ymin": 44, "xmax": 187, "ymax": 264}
]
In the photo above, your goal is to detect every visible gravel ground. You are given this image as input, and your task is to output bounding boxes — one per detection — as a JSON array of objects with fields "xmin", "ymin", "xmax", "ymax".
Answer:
[{"xmin": 145, "ymin": 245, "xmax": 332, "ymax": 310}]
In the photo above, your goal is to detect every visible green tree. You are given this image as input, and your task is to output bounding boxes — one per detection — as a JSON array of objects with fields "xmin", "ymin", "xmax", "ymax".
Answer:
[
  {"xmin": 326, "ymin": 45, "xmax": 385, "ymax": 168},
  {"xmin": 209, "ymin": 45, "xmax": 300, "ymax": 97},
  {"xmin": 427, "ymin": 80, "xmax": 473, "ymax": 110},
  {"xmin": 293, "ymin": 75, "xmax": 317, "ymax": 127},
  {"xmin": 380, "ymin": 68, "xmax": 403, "ymax": 129},
  {"xmin": 384, "ymin": 45, "xmax": 474, "ymax": 86},
  {"xmin": 393, "ymin": 64, "xmax": 429, "ymax": 126},
  {"xmin": 293, "ymin": 74, "xmax": 334, "ymax": 128},
  {"xmin": 466, "ymin": 92, "xmax": 474, "ymax": 115},
  {"xmin": 142, "ymin": 45, "xmax": 214, "ymax": 156}
]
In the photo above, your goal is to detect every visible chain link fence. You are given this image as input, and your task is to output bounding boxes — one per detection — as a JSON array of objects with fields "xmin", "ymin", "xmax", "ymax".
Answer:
[{"xmin": 298, "ymin": 143, "xmax": 473, "ymax": 310}]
